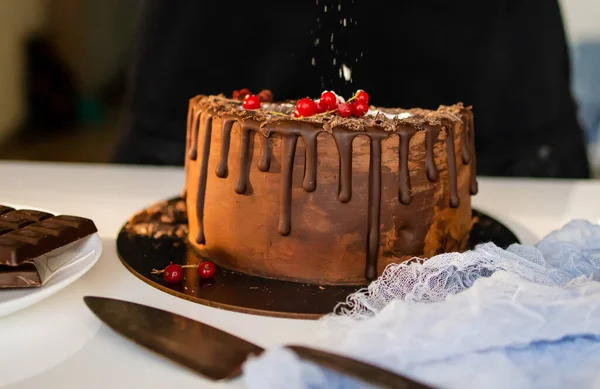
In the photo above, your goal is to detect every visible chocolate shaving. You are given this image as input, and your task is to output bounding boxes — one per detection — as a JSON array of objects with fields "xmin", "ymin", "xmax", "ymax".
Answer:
[
  {"xmin": 125, "ymin": 198, "xmax": 189, "ymax": 240},
  {"xmin": 190, "ymin": 94, "xmax": 468, "ymax": 134}
]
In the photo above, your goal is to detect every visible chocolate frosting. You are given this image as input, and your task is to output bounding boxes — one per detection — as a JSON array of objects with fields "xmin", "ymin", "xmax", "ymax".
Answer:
[{"xmin": 184, "ymin": 95, "xmax": 477, "ymax": 285}]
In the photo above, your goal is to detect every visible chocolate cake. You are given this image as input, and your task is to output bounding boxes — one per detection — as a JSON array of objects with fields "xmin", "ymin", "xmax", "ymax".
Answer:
[{"xmin": 183, "ymin": 92, "xmax": 477, "ymax": 285}]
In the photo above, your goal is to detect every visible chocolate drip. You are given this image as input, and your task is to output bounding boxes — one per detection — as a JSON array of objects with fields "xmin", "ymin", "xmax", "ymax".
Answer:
[
  {"xmin": 444, "ymin": 121, "xmax": 460, "ymax": 208},
  {"xmin": 301, "ymin": 131, "xmax": 320, "ymax": 192},
  {"xmin": 425, "ymin": 125, "xmax": 440, "ymax": 182},
  {"xmin": 365, "ymin": 133, "xmax": 386, "ymax": 280},
  {"xmin": 189, "ymin": 110, "xmax": 201, "ymax": 161},
  {"xmin": 195, "ymin": 113, "xmax": 213, "ymax": 245},
  {"xmin": 465, "ymin": 111, "xmax": 478, "ymax": 194},
  {"xmin": 333, "ymin": 129, "xmax": 357, "ymax": 203},
  {"xmin": 182, "ymin": 105, "xmax": 195, "ymax": 199},
  {"xmin": 258, "ymin": 136, "xmax": 271, "ymax": 172},
  {"xmin": 278, "ymin": 134, "xmax": 298, "ymax": 236},
  {"xmin": 235, "ymin": 125, "xmax": 253, "ymax": 195},
  {"xmin": 398, "ymin": 128, "xmax": 415, "ymax": 205},
  {"xmin": 215, "ymin": 119, "xmax": 235, "ymax": 178},
  {"xmin": 460, "ymin": 113, "xmax": 471, "ymax": 165}
]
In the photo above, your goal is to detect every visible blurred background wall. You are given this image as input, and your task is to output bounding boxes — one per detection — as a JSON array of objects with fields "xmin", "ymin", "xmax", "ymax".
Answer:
[
  {"xmin": 0, "ymin": 0, "xmax": 140, "ymax": 162},
  {"xmin": 0, "ymin": 0, "xmax": 598, "ymax": 177},
  {"xmin": 0, "ymin": 0, "xmax": 45, "ymax": 144},
  {"xmin": 561, "ymin": 0, "xmax": 600, "ymax": 177}
]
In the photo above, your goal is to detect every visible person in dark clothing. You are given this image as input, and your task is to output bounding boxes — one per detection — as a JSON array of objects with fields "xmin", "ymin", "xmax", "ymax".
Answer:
[{"xmin": 113, "ymin": 0, "xmax": 590, "ymax": 179}]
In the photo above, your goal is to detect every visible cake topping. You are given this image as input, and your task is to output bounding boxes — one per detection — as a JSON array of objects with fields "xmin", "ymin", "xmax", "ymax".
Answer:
[
  {"xmin": 337, "ymin": 102, "xmax": 352, "ymax": 117},
  {"xmin": 232, "ymin": 88, "xmax": 251, "ymax": 100},
  {"xmin": 257, "ymin": 89, "xmax": 274, "ymax": 102},
  {"xmin": 355, "ymin": 90, "xmax": 369, "ymax": 104},
  {"xmin": 319, "ymin": 91, "xmax": 338, "ymax": 110},
  {"xmin": 316, "ymin": 99, "xmax": 328, "ymax": 113},
  {"xmin": 200, "ymin": 92, "xmax": 463, "ymax": 133},
  {"xmin": 233, "ymin": 88, "xmax": 273, "ymax": 103},
  {"xmin": 366, "ymin": 110, "xmax": 413, "ymax": 120},
  {"xmin": 287, "ymin": 90, "xmax": 371, "ymax": 118},
  {"xmin": 242, "ymin": 94, "xmax": 261, "ymax": 110},
  {"xmin": 350, "ymin": 100, "xmax": 368, "ymax": 117},
  {"xmin": 294, "ymin": 98, "xmax": 319, "ymax": 117}
]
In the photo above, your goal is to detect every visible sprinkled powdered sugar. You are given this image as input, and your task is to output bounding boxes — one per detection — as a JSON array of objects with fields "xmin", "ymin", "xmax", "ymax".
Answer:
[{"xmin": 367, "ymin": 110, "xmax": 412, "ymax": 120}]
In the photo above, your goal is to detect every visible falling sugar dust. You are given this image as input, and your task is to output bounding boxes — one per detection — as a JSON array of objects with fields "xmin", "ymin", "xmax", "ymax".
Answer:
[{"xmin": 312, "ymin": 0, "xmax": 361, "ymax": 97}]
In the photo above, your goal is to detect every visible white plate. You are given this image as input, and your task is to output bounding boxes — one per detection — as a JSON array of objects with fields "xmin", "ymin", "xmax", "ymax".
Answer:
[{"xmin": 0, "ymin": 204, "xmax": 103, "ymax": 318}]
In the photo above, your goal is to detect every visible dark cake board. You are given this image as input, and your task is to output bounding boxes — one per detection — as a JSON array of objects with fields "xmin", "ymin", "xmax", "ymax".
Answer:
[{"xmin": 116, "ymin": 197, "xmax": 519, "ymax": 320}]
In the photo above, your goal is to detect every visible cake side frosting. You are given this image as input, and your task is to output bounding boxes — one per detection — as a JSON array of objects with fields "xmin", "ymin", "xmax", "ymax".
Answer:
[{"xmin": 183, "ymin": 94, "xmax": 478, "ymax": 285}]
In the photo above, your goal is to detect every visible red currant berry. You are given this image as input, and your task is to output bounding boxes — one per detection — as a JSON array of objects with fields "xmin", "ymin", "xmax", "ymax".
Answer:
[
  {"xmin": 257, "ymin": 89, "xmax": 273, "ymax": 102},
  {"xmin": 355, "ymin": 90, "xmax": 369, "ymax": 104},
  {"xmin": 320, "ymin": 91, "xmax": 338, "ymax": 110},
  {"xmin": 295, "ymin": 98, "xmax": 318, "ymax": 117},
  {"xmin": 238, "ymin": 88, "xmax": 251, "ymax": 99},
  {"xmin": 198, "ymin": 261, "xmax": 216, "ymax": 279},
  {"xmin": 316, "ymin": 99, "xmax": 328, "ymax": 113},
  {"xmin": 242, "ymin": 94, "xmax": 261, "ymax": 110},
  {"xmin": 232, "ymin": 89, "xmax": 240, "ymax": 99},
  {"xmin": 337, "ymin": 103, "xmax": 352, "ymax": 118},
  {"xmin": 351, "ymin": 101, "xmax": 369, "ymax": 117},
  {"xmin": 164, "ymin": 264, "xmax": 183, "ymax": 284}
]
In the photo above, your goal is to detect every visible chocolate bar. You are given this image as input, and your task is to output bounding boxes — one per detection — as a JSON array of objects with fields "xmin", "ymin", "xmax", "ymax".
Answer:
[
  {"xmin": 0, "ymin": 205, "xmax": 98, "ymax": 287},
  {"xmin": 0, "ymin": 263, "xmax": 41, "ymax": 288}
]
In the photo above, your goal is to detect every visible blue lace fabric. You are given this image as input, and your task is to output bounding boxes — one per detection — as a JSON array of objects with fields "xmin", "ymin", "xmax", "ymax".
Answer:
[{"xmin": 243, "ymin": 220, "xmax": 600, "ymax": 389}]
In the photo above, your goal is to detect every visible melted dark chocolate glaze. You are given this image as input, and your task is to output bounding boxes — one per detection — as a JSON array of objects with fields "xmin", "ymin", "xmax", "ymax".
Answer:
[
  {"xmin": 332, "ymin": 128, "xmax": 357, "ymax": 203},
  {"xmin": 465, "ymin": 111, "xmax": 479, "ymax": 195},
  {"xmin": 398, "ymin": 127, "xmax": 416, "ymax": 205},
  {"xmin": 258, "ymin": 136, "xmax": 271, "ymax": 172},
  {"xmin": 215, "ymin": 119, "xmax": 234, "ymax": 178},
  {"xmin": 365, "ymin": 131, "xmax": 387, "ymax": 280},
  {"xmin": 235, "ymin": 125, "xmax": 253, "ymax": 195},
  {"xmin": 460, "ymin": 113, "xmax": 471, "ymax": 165},
  {"xmin": 182, "ymin": 109, "xmax": 190, "ymax": 198},
  {"xmin": 195, "ymin": 112, "xmax": 213, "ymax": 245},
  {"xmin": 189, "ymin": 110, "xmax": 201, "ymax": 161},
  {"xmin": 189, "ymin": 103, "xmax": 477, "ymax": 281},
  {"xmin": 278, "ymin": 134, "xmax": 298, "ymax": 236},
  {"xmin": 444, "ymin": 120, "xmax": 460, "ymax": 208},
  {"xmin": 425, "ymin": 125, "xmax": 440, "ymax": 182},
  {"xmin": 302, "ymin": 131, "xmax": 320, "ymax": 193}
]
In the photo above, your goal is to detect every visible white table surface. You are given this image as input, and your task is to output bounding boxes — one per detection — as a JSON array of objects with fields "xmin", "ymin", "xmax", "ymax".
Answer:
[{"xmin": 0, "ymin": 160, "xmax": 599, "ymax": 389}]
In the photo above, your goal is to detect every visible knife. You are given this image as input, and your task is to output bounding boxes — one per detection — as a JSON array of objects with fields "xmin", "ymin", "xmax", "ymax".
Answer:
[{"xmin": 83, "ymin": 296, "xmax": 434, "ymax": 389}]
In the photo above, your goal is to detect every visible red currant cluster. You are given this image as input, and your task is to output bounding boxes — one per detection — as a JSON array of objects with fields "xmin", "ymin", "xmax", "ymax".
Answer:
[
  {"xmin": 232, "ymin": 88, "xmax": 273, "ymax": 110},
  {"xmin": 152, "ymin": 260, "xmax": 217, "ymax": 284},
  {"xmin": 294, "ymin": 90, "xmax": 369, "ymax": 118}
]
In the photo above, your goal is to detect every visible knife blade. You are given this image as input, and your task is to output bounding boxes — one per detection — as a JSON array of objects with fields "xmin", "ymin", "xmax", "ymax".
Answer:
[
  {"xmin": 83, "ymin": 295, "xmax": 263, "ymax": 380},
  {"xmin": 84, "ymin": 296, "xmax": 434, "ymax": 389}
]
